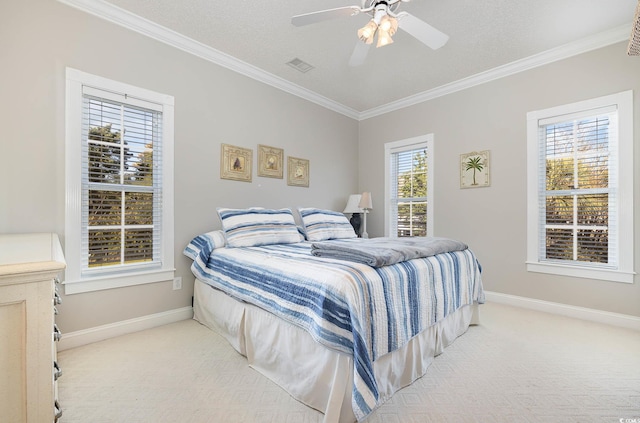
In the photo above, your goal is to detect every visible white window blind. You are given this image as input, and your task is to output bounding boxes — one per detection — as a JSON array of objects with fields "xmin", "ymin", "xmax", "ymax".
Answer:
[
  {"xmin": 65, "ymin": 68, "xmax": 175, "ymax": 294},
  {"xmin": 385, "ymin": 135, "xmax": 433, "ymax": 238},
  {"xmin": 81, "ymin": 89, "xmax": 163, "ymax": 277},
  {"xmin": 538, "ymin": 108, "xmax": 617, "ymax": 268},
  {"xmin": 526, "ymin": 90, "xmax": 634, "ymax": 283}
]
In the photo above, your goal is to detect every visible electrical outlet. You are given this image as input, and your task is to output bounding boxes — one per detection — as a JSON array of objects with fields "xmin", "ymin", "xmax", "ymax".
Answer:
[{"xmin": 173, "ymin": 277, "xmax": 182, "ymax": 290}]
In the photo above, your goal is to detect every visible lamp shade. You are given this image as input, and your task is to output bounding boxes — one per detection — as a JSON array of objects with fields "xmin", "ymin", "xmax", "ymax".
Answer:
[
  {"xmin": 343, "ymin": 194, "xmax": 363, "ymax": 213},
  {"xmin": 376, "ymin": 28, "xmax": 394, "ymax": 48},
  {"xmin": 358, "ymin": 192, "xmax": 372, "ymax": 210},
  {"xmin": 357, "ymin": 20, "xmax": 377, "ymax": 44}
]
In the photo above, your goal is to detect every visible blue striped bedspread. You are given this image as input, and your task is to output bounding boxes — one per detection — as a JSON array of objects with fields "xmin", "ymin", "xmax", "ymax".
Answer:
[{"xmin": 185, "ymin": 238, "xmax": 484, "ymax": 421}]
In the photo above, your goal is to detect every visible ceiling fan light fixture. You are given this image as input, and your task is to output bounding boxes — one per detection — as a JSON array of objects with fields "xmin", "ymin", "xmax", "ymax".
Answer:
[
  {"xmin": 378, "ymin": 14, "xmax": 398, "ymax": 36},
  {"xmin": 376, "ymin": 28, "xmax": 394, "ymax": 47},
  {"xmin": 291, "ymin": 0, "xmax": 451, "ymax": 64},
  {"xmin": 358, "ymin": 20, "xmax": 377, "ymax": 43}
]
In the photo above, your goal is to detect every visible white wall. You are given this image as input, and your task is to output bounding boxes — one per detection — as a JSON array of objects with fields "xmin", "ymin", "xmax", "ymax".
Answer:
[
  {"xmin": 0, "ymin": 0, "xmax": 359, "ymax": 332},
  {"xmin": 359, "ymin": 42, "xmax": 640, "ymax": 317}
]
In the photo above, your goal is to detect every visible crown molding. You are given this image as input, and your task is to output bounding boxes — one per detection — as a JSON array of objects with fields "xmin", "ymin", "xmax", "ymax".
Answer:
[
  {"xmin": 359, "ymin": 25, "xmax": 629, "ymax": 120},
  {"xmin": 359, "ymin": 24, "xmax": 631, "ymax": 120},
  {"xmin": 57, "ymin": 0, "xmax": 360, "ymax": 120},
  {"xmin": 58, "ymin": 0, "xmax": 629, "ymax": 122}
]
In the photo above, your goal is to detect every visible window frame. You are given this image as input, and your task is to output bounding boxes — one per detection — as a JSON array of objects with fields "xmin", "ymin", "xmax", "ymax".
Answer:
[
  {"xmin": 526, "ymin": 91, "xmax": 634, "ymax": 283},
  {"xmin": 65, "ymin": 68, "xmax": 175, "ymax": 294},
  {"xmin": 384, "ymin": 135, "xmax": 435, "ymax": 237}
]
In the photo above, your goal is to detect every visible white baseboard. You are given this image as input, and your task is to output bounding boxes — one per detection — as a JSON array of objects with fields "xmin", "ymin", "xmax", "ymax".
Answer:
[
  {"xmin": 58, "ymin": 306, "xmax": 194, "ymax": 351},
  {"xmin": 484, "ymin": 291, "xmax": 640, "ymax": 331},
  {"xmin": 56, "ymin": 294, "xmax": 639, "ymax": 351}
]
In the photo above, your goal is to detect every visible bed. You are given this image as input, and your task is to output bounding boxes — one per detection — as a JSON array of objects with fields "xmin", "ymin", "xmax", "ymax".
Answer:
[{"xmin": 184, "ymin": 207, "xmax": 485, "ymax": 423}]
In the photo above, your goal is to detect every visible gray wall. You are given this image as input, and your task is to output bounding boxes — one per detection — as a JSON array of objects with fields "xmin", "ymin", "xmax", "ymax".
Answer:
[
  {"xmin": 1, "ymin": 0, "xmax": 638, "ymax": 334},
  {"xmin": 359, "ymin": 42, "xmax": 640, "ymax": 317},
  {"xmin": 0, "ymin": 0, "xmax": 359, "ymax": 332}
]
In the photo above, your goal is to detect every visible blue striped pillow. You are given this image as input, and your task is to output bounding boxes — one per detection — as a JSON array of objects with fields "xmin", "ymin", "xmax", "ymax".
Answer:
[
  {"xmin": 298, "ymin": 208, "xmax": 357, "ymax": 241},
  {"xmin": 183, "ymin": 230, "xmax": 226, "ymax": 261},
  {"xmin": 217, "ymin": 208, "xmax": 302, "ymax": 247}
]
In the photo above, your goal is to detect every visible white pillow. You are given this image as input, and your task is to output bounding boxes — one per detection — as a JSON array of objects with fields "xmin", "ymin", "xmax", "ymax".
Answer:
[
  {"xmin": 217, "ymin": 207, "xmax": 302, "ymax": 247},
  {"xmin": 298, "ymin": 207, "xmax": 357, "ymax": 242}
]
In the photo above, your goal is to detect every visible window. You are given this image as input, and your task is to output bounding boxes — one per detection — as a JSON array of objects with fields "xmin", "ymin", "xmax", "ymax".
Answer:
[
  {"xmin": 65, "ymin": 68, "xmax": 175, "ymax": 294},
  {"xmin": 526, "ymin": 91, "xmax": 633, "ymax": 283},
  {"xmin": 385, "ymin": 135, "xmax": 434, "ymax": 237}
]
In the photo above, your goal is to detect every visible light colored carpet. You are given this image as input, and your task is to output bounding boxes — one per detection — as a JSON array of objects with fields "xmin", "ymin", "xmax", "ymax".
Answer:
[{"xmin": 58, "ymin": 302, "xmax": 640, "ymax": 422}]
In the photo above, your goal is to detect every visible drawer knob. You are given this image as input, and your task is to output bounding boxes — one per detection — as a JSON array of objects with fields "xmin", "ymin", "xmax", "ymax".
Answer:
[
  {"xmin": 54, "ymin": 400, "xmax": 63, "ymax": 421},
  {"xmin": 54, "ymin": 361, "xmax": 63, "ymax": 381},
  {"xmin": 53, "ymin": 324, "xmax": 62, "ymax": 342}
]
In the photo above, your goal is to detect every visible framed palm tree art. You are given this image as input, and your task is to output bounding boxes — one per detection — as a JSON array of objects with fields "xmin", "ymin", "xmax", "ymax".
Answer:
[{"xmin": 460, "ymin": 150, "xmax": 490, "ymax": 188}]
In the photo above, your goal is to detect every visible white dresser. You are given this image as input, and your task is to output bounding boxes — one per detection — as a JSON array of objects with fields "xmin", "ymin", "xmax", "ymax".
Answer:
[{"xmin": 0, "ymin": 233, "xmax": 66, "ymax": 423}]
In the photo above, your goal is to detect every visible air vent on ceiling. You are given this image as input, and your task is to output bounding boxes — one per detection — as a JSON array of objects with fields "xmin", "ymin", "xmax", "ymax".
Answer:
[{"xmin": 286, "ymin": 58, "xmax": 314, "ymax": 73}]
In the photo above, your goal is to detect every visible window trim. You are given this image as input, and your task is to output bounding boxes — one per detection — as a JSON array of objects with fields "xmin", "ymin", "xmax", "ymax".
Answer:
[
  {"xmin": 65, "ymin": 68, "xmax": 175, "ymax": 294},
  {"xmin": 384, "ymin": 134, "xmax": 435, "ymax": 237},
  {"xmin": 526, "ymin": 91, "xmax": 634, "ymax": 283}
]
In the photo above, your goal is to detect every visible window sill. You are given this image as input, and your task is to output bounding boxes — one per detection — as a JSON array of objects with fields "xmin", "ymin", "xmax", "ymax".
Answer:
[
  {"xmin": 63, "ymin": 268, "xmax": 176, "ymax": 294},
  {"xmin": 526, "ymin": 261, "xmax": 635, "ymax": 284}
]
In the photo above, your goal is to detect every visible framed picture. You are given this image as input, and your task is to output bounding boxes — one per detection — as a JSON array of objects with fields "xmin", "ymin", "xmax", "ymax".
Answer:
[
  {"xmin": 257, "ymin": 144, "xmax": 283, "ymax": 179},
  {"xmin": 287, "ymin": 156, "xmax": 309, "ymax": 187},
  {"xmin": 460, "ymin": 150, "xmax": 490, "ymax": 188},
  {"xmin": 220, "ymin": 144, "xmax": 252, "ymax": 182}
]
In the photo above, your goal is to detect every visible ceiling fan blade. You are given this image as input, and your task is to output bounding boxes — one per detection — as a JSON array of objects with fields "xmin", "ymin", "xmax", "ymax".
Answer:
[
  {"xmin": 291, "ymin": 6, "xmax": 361, "ymax": 27},
  {"xmin": 348, "ymin": 41, "xmax": 371, "ymax": 67},
  {"xmin": 397, "ymin": 12, "xmax": 449, "ymax": 50}
]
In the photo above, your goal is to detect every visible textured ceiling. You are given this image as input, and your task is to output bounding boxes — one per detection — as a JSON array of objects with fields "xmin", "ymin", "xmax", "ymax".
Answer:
[{"xmin": 97, "ymin": 0, "xmax": 637, "ymax": 114}]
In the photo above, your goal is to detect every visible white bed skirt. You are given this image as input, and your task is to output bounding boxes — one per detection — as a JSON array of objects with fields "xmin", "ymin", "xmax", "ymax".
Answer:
[{"xmin": 193, "ymin": 279, "xmax": 479, "ymax": 423}]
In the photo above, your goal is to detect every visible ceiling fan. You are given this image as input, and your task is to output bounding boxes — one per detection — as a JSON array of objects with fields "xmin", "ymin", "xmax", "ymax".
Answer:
[{"xmin": 291, "ymin": 0, "xmax": 449, "ymax": 66}]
